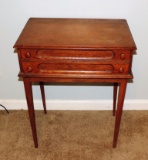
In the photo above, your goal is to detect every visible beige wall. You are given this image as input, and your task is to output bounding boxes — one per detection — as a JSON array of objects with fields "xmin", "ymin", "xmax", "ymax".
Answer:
[{"xmin": 0, "ymin": 1, "xmax": 147, "ymax": 103}]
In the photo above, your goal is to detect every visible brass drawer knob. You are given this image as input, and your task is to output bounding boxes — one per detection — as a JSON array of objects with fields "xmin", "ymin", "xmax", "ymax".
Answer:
[
  {"xmin": 119, "ymin": 67, "xmax": 124, "ymax": 73},
  {"xmin": 120, "ymin": 53, "xmax": 125, "ymax": 59},
  {"xmin": 27, "ymin": 66, "xmax": 32, "ymax": 72},
  {"xmin": 25, "ymin": 52, "xmax": 31, "ymax": 58}
]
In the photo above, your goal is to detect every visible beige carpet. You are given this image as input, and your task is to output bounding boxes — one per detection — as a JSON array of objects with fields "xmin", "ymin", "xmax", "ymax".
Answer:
[{"xmin": 0, "ymin": 110, "xmax": 148, "ymax": 160}]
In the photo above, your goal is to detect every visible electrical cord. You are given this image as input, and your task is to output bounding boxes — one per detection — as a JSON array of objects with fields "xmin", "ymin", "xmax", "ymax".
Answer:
[{"xmin": 0, "ymin": 104, "xmax": 9, "ymax": 114}]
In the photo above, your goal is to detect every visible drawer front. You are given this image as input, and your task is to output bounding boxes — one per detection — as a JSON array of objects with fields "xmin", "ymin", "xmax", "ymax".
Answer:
[
  {"xmin": 20, "ymin": 49, "xmax": 131, "ymax": 61},
  {"xmin": 21, "ymin": 62, "xmax": 130, "ymax": 75},
  {"xmin": 19, "ymin": 49, "xmax": 132, "ymax": 77}
]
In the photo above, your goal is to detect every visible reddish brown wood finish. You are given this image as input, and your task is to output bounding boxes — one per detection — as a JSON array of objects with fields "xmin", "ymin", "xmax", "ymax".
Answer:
[
  {"xmin": 113, "ymin": 83, "xmax": 118, "ymax": 116},
  {"xmin": 23, "ymin": 78, "xmax": 38, "ymax": 148},
  {"xmin": 113, "ymin": 80, "xmax": 127, "ymax": 148},
  {"xmin": 39, "ymin": 82, "xmax": 47, "ymax": 114},
  {"xmin": 14, "ymin": 18, "xmax": 136, "ymax": 148}
]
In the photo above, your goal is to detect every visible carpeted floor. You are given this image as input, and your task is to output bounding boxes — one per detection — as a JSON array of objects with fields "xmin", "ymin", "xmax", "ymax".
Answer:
[{"xmin": 0, "ymin": 110, "xmax": 148, "ymax": 160}]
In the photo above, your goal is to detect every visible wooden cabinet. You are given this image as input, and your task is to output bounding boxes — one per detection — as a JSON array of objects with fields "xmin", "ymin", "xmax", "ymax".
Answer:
[{"xmin": 14, "ymin": 18, "xmax": 136, "ymax": 148}]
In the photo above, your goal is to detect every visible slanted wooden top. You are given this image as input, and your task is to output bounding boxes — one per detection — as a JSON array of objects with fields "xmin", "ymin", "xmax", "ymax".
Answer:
[{"xmin": 14, "ymin": 18, "xmax": 136, "ymax": 50}]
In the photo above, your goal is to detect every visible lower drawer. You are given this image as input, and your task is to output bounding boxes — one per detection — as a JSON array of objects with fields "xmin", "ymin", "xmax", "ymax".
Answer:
[{"xmin": 21, "ymin": 62, "xmax": 130, "ymax": 75}]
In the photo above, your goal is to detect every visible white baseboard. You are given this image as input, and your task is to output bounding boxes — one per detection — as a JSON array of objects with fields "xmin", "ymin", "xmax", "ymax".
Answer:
[{"xmin": 0, "ymin": 99, "xmax": 148, "ymax": 110}]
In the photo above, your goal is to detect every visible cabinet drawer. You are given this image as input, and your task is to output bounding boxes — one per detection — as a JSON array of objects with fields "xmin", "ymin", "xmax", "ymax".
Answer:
[
  {"xmin": 21, "ymin": 62, "xmax": 130, "ymax": 76},
  {"xmin": 20, "ymin": 49, "xmax": 131, "ymax": 61}
]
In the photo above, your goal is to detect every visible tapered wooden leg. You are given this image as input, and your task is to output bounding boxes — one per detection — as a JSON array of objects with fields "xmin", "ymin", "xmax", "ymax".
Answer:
[
  {"xmin": 113, "ymin": 80, "xmax": 127, "ymax": 148},
  {"xmin": 39, "ymin": 82, "xmax": 47, "ymax": 114},
  {"xmin": 23, "ymin": 78, "xmax": 38, "ymax": 148},
  {"xmin": 113, "ymin": 83, "xmax": 118, "ymax": 116}
]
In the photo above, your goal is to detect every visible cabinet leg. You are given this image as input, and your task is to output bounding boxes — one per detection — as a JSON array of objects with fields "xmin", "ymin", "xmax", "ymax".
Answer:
[
  {"xmin": 39, "ymin": 82, "xmax": 47, "ymax": 114},
  {"xmin": 113, "ymin": 80, "xmax": 127, "ymax": 148},
  {"xmin": 113, "ymin": 83, "xmax": 118, "ymax": 116},
  {"xmin": 23, "ymin": 78, "xmax": 38, "ymax": 148}
]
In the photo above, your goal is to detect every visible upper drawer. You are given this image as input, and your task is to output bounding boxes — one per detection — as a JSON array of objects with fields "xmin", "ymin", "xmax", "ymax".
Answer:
[{"xmin": 20, "ymin": 49, "xmax": 131, "ymax": 61}]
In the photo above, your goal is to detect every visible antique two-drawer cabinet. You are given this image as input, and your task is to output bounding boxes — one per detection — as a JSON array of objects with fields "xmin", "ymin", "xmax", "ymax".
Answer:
[{"xmin": 14, "ymin": 18, "xmax": 136, "ymax": 148}]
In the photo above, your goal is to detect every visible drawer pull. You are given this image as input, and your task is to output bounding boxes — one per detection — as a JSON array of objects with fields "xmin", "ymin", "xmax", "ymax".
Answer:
[
  {"xmin": 120, "ymin": 53, "xmax": 125, "ymax": 59},
  {"xmin": 27, "ymin": 66, "xmax": 32, "ymax": 72},
  {"xmin": 25, "ymin": 52, "xmax": 31, "ymax": 58},
  {"xmin": 119, "ymin": 67, "xmax": 124, "ymax": 73}
]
